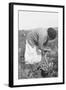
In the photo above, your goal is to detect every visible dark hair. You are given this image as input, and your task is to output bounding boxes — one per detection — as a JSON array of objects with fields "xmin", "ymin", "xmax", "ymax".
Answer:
[{"xmin": 47, "ymin": 28, "xmax": 56, "ymax": 40}]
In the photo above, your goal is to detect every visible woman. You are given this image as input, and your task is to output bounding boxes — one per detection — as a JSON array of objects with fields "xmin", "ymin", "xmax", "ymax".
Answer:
[{"xmin": 25, "ymin": 27, "xmax": 57, "ymax": 64}]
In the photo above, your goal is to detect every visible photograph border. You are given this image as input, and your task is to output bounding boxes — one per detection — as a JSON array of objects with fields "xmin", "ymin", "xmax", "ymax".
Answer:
[{"xmin": 9, "ymin": 2, "xmax": 65, "ymax": 87}]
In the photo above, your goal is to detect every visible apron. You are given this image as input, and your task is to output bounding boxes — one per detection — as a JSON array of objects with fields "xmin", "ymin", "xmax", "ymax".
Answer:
[{"xmin": 25, "ymin": 40, "xmax": 41, "ymax": 64}]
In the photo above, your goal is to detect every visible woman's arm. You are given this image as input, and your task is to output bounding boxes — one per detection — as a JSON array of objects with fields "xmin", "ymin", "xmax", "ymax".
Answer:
[{"xmin": 27, "ymin": 31, "xmax": 39, "ymax": 48}]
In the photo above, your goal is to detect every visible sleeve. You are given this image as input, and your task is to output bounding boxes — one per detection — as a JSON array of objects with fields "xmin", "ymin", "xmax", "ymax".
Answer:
[{"xmin": 26, "ymin": 31, "xmax": 39, "ymax": 47}]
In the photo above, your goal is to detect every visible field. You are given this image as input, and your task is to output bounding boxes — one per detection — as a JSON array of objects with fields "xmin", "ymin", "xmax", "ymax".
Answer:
[{"xmin": 18, "ymin": 28, "xmax": 58, "ymax": 79}]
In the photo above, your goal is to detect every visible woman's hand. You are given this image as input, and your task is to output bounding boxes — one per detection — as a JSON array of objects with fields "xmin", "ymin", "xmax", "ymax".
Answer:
[{"xmin": 36, "ymin": 47, "xmax": 41, "ymax": 55}]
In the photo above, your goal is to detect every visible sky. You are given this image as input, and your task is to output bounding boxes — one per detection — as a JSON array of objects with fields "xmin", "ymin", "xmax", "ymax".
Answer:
[{"xmin": 19, "ymin": 11, "xmax": 58, "ymax": 30}]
